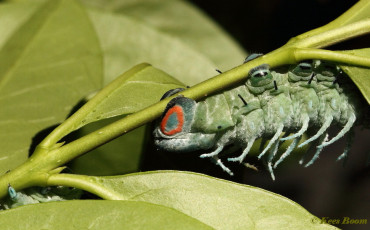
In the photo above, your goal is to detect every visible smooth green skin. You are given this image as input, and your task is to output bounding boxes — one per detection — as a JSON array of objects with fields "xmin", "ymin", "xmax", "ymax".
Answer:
[
  {"xmin": 0, "ymin": 200, "xmax": 213, "ymax": 230},
  {"xmin": 1, "ymin": 0, "xmax": 370, "ymax": 201}
]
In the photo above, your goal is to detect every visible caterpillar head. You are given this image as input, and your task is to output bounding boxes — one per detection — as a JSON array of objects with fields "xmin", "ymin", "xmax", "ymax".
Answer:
[{"xmin": 154, "ymin": 90, "xmax": 216, "ymax": 152}]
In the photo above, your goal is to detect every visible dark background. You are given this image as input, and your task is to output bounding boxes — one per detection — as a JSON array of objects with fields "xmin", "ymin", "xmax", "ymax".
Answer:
[{"xmin": 143, "ymin": 1, "xmax": 370, "ymax": 229}]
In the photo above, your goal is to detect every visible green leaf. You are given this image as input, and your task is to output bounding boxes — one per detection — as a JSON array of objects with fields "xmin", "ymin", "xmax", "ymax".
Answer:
[
  {"xmin": 321, "ymin": 0, "xmax": 370, "ymax": 28},
  {"xmin": 294, "ymin": 0, "xmax": 370, "ymax": 41},
  {"xmin": 50, "ymin": 171, "xmax": 337, "ymax": 230},
  {"xmin": 80, "ymin": 0, "xmax": 246, "ymax": 74},
  {"xmin": 0, "ymin": 200, "xmax": 213, "ymax": 230},
  {"xmin": 338, "ymin": 48, "xmax": 370, "ymax": 104},
  {"xmin": 84, "ymin": 6, "xmax": 245, "ymax": 85},
  {"xmin": 85, "ymin": 8, "xmax": 215, "ymax": 85},
  {"xmin": 68, "ymin": 118, "xmax": 146, "ymax": 175},
  {"xmin": 76, "ymin": 64, "xmax": 184, "ymax": 129},
  {"xmin": 0, "ymin": 0, "xmax": 102, "ymax": 173},
  {"xmin": 0, "ymin": 1, "xmax": 38, "ymax": 50}
]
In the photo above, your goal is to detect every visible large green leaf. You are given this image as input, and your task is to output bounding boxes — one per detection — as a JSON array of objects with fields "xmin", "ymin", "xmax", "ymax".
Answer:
[
  {"xmin": 48, "ymin": 171, "xmax": 337, "ymax": 230},
  {"xmin": 85, "ymin": 8, "xmax": 224, "ymax": 85},
  {"xmin": 0, "ymin": 0, "xmax": 102, "ymax": 173},
  {"xmin": 0, "ymin": 200, "xmax": 212, "ymax": 230},
  {"xmin": 0, "ymin": 1, "xmax": 38, "ymax": 50},
  {"xmin": 80, "ymin": 0, "xmax": 246, "ymax": 74}
]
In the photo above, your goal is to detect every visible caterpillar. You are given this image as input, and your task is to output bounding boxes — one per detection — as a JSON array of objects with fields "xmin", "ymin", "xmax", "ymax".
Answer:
[{"xmin": 153, "ymin": 54, "xmax": 366, "ymax": 179}]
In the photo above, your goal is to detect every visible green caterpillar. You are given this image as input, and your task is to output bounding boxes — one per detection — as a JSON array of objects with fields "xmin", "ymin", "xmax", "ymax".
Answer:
[{"xmin": 153, "ymin": 54, "xmax": 366, "ymax": 179}]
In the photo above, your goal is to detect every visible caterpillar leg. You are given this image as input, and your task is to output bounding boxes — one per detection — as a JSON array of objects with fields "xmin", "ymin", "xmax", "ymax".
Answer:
[
  {"xmin": 211, "ymin": 156, "xmax": 234, "ymax": 176},
  {"xmin": 298, "ymin": 115, "xmax": 333, "ymax": 148},
  {"xmin": 228, "ymin": 138, "xmax": 256, "ymax": 163},
  {"xmin": 280, "ymin": 114, "xmax": 309, "ymax": 141},
  {"xmin": 318, "ymin": 113, "xmax": 356, "ymax": 148},
  {"xmin": 200, "ymin": 145, "xmax": 223, "ymax": 158},
  {"xmin": 267, "ymin": 162, "xmax": 276, "ymax": 181},
  {"xmin": 304, "ymin": 133, "xmax": 329, "ymax": 167},
  {"xmin": 336, "ymin": 127, "xmax": 354, "ymax": 162},
  {"xmin": 299, "ymin": 140, "xmax": 316, "ymax": 165},
  {"xmin": 264, "ymin": 140, "xmax": 280, "ymax": 180},
  {"xmin": 267, "ymin": 139, "xmax": 280, "ymax": 163},
  {"xmin": 258, "ymin": 124, "xmax": 284, "ymax": 159},
  {"xmin": 274, "ymin": 136, "xmax": 302, "ymax": 168}
]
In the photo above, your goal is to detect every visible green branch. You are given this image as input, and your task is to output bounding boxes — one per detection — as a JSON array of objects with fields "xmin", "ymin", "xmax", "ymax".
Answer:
[
  {"xmin": 292, "ymin": 19, "xmax": 370, "ymax": 48},
  {"xmin": 293, "ymin": 48, "xmax": 370, "ymax": 66},
  {"xmin": 47, "ymin": 174, "xmax": 125, "ymax": 200}
]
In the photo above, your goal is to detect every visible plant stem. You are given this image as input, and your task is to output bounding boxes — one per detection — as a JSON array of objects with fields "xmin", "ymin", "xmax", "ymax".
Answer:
[
  {"xmin": 291, "ymin": 19, "xmax": 370, "ymax": 48},
  {"xmin": 293, "ymin": 48, "xmax": 370, "ymax": 66},
  {"xmin": 47, "ymin": 174, "xmax": 125, "ymax": 200}
]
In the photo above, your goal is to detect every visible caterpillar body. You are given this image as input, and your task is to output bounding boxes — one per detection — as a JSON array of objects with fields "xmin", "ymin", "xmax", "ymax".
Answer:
[{"xmin": 153, "ymin": 54, "xmax": 366, "ymax": 179}]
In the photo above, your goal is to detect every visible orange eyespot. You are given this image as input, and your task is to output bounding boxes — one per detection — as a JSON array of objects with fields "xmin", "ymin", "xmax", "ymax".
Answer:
[{"xmin": 160, "ymin": 105, "xmax": 184, "ymax": 136}]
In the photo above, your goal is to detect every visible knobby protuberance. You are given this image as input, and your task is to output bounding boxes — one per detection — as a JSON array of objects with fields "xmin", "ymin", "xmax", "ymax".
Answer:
[{"xmin": 153, "ymin": 54, "xmax": 365, "ymax": 180}]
